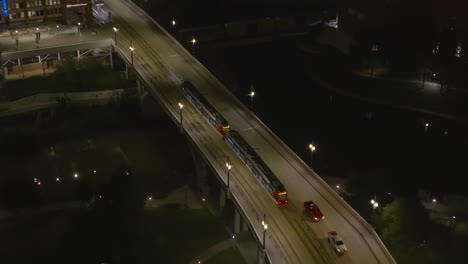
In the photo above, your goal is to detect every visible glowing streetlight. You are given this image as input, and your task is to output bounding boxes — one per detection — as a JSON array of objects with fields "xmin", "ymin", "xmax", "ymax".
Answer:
[
  {"xmin": 178, "ymin": 102, "xmax": 184, "ymax": 131},
  {"xmin": 226, "ymin": 162, "xmax": 232, "ymax": 189},
  {"xmin": 369, "ymin": 44, "xmax": 379, "ymax": 76},
  {"xmin": 113, "ymin": 27, "xmax": 118, "ymax": 46},
  {"xmin": 370, "ymin": 199, "xmax": 379, "ymax": 213},
  {"xmin": 432, "ymin": 198, "xmax": 437, "ymax": 210},
  {"xmin": 262, "ymin": 220, "xmax": 268, "ymax": 249},
  {"xmin": 129, "ymin": 46, "xmax": 135, "ymax": 65},
  {"xmin": 336, "ymin": 185, "xmax": 341, "ymax": 196},
  {"xmin": 248, "ymin": 86, "xmax": 255, "ymax": 111},
  {"xmin": 425, "ymin": 122, "xmax": 429, "ymax": 133},
  {"xmin": 190, "ymin": 36, "xmax": 196, "ymax": 56},
  {"xmin": 56, "ymin": 177, "xmax": 60, "ymax": 182},
  {"xmin": 171, "ymin": 18, "xmax": 176, "ymax": 34},
  {"xmin": 74, "ymin": 173, "xmax": 79, "ymax": 179},
  {"xmin": 308, "ymin": 143, "xmax": 316, "ymax": 167}
]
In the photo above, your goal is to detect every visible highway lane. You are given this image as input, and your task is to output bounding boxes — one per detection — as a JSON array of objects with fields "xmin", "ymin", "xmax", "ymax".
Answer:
[{"xmin": 104, "ymin": 0, "xmax": 396, "ymax": 263}]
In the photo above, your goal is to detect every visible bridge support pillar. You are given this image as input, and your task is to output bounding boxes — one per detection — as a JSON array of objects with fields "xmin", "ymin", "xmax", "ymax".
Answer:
[
  {"xmin": 190, "ymin": 145, "xmax": 210, "ymax": 195},
  {"xmin": 234, "ymin": 208, "xmax": 241, "ymax": 233},
  {"xmin": 219, "ymin": 188, "xmax": 226, "ymax": 210},
  {"xmin": 109, "ymin": 46, "xmax": 114, "ymax": 71},
  {"xmin": 77, "ymin": 50, "xmax": 80, "ymax": 59},
  {"xmin": 125, "ymin": 63, "xmax": 129, "ymax": 80},
  {"xmin": 57, "ymin": 53, "xmax": 61, "ymax": 60},
  {"xmin": 242, "ymin": 219, "xmax": 249, "ymax": 232}
]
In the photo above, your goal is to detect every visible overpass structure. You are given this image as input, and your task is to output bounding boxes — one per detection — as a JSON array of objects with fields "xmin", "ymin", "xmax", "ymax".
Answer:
[
  {"xmin": 103, "ymin": 0, "xmax": 396, "ymax": 263},
  {"xmin": 0, "ymin": 0, "xmax": 396, "ymax": 262}
]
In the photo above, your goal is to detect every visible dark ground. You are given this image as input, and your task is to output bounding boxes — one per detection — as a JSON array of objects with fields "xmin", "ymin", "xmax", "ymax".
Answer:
[{"xmin": 194, "ymin": 36, "xmax": 468, "ymax": 198}]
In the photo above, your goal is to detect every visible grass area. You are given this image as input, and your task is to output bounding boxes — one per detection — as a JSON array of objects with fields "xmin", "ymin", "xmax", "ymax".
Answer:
[
  {"xmin": 0, "ymin": 104, "xmax": 191, "ymax": 208},
  {"xmin": 0, "ymin": 208, "xmax": 230, "ymax": 264},
  {"xmin": 205, "ymin": 248, "xmax": 247, "ymax": 264}
]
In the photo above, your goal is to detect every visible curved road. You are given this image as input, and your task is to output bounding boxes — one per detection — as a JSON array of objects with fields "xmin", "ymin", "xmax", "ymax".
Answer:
[{"xmin": 103, "ymin": 1, "xmax": 396, "ymax": 263}]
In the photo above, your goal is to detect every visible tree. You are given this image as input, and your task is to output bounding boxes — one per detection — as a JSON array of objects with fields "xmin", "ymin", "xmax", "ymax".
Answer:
[{"xmin": 373, "ymin": 197, "xmax": 443, "ymax": 263}]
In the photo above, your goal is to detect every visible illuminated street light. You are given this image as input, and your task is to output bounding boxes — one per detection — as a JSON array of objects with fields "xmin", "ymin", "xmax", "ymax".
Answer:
[
  {"xmin": 190, "ymin": 36, "xmax": 196, "ymax": 56},
  {"xmin": 308, "ymin": 143, "xmax": 316, "ymax": 167},
  {"xmin": 369, "ymin": 44, "xmax": 379, "ymax": 77},
  {"xmin": 432, "ymin": 198, "xmax": 437, "ymax": 210},
  {"xmin": 248, "ymin": 86, "xmax": 255, "ymax": 111},
  {"xmin": 113, "ymin": 27, "xmax": 118, "ymax": 46},
  {"xmin": 178, "ymin": 102, "xmax": 184, "ymax": 130},
  {"xmin": 74, "ymin": 173, "xmax": 79, "ymax": 179},
  {"xmin": 262, "ymin": 220, "xmax": 268, "ymax": 249},
  {"xmin": 336, "ymin": 185, "xmax": 341, "ymax": 196},
  {"xmin": 129, "ymin": 46, "xmax": 135, "ymax": 65},
  {"xmin": 172, "ymin": 18, "xmax": 176, "ymax": 34},
  {"xmin": 226, "ymin": 162, "xmax": 232, "ymax": 189},
  {"xmin": 424, "ymin": 122, "xmax": 429, "ymax": 133},
  {"xmin": 370, "ymin": 199, "xmax": 379, "ymax": 213},
  {"xmin": 56, "ymin": 177, "xmax": 60, "ymax": 182}
]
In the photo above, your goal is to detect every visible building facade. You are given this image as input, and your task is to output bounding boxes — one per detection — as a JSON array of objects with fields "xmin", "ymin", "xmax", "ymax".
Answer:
[{"xmin": 0, "ymin": 0, "xmax": 92, "ymax": 26}]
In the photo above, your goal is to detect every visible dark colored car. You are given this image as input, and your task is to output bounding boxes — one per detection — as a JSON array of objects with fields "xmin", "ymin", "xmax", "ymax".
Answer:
[{"xmin": 304, "ymin": 200, "xmax": 325, "ymax": 221}]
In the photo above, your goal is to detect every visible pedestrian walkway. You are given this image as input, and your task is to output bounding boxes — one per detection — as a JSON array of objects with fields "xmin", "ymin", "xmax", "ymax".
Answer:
[
  {"xmin": 0, "ymin": 89, "xmax": 133, "ymax": 117},
  {"xmin": 188, "ymin": 238, "xmax": 236, "ymax": 264},
  {"xmin": 0, "ymin": 22, "xmax": 114, "ymax": 53}
]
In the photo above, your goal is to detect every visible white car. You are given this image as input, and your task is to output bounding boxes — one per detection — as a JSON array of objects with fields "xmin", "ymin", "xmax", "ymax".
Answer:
[{"xmin": 328, "ymin": 231, "xmax": 347, "ymax": 253}]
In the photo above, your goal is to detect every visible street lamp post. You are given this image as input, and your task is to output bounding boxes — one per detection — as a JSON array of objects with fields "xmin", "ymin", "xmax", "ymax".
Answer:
[
  {"xmin": 113, "ymin": 27, "xmax": 118, "ymax": 46},
  {"xmin": 190, "ymin": 36, "xmax": 196, "ymax": 56},
  {"xmin": 148, "ymin": 196, "xmax": 152, "ymax": 207},
  {"xmin": 262, "ymin": 220, "xmax": 268, "ymax": 249},
  {"xmin": 178, "ymin": 102, "xmax": 184, "ymax": 132},
  {"xmin": 424, "ymin": 122, "xmax": 429, "ymax": 133},
  {"xmin": 432, "ymin": 198, "xmax": 437, "ymax": 210},
  {"xmin": 226, "ymin": 162, "xmax": 232, "ymax": 188},
  {"xmin": 308, "ymin": 143, "xmax": 316, "ymax": 167},
  {"xmin": 172, "ymin": 18, "xmax": 176, "ymax": 35},
  {"xmin": 370, "ymin": 199, "xmax": 379, "ymax": 213},
  {"xmin": 226, "ymin": 162, "xmax": 232, "ymax": 199},
  {"xmin": 129, "ymin": 46, "xmax": 135, "ymax": 65},
  {"xmin": 248, "ymin": 86, "xmax": 255, "ymax": 111},
  {"xmin": 336, "ymin": 185, "xmax": 341, "ymax": 196},
  {"xmin": 369, "ymin": 44, "xmax": 379, "ymax": 77}
]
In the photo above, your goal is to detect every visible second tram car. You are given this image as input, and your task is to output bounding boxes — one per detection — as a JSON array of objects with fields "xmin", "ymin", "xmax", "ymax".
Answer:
[
  {"xmin": 179, "ymin": 81, "xmax": 288, "ymax": 206},
  {"xmin": 181, "ymin": 82, "xmax": 230, "ymax": 135},
  {"xmin": 226, "ymin": 131, "xmax": 288, "ymax": 206}
]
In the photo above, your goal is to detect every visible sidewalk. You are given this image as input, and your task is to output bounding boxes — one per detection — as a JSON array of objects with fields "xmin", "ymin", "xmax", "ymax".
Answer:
[
  {"xmin": 0, "ymin": 89, "xmax": 134, "ymax": 117},
  {"xmin": 0, "ymin": 22, "xmax": 114, "ymax": 53}
]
